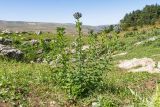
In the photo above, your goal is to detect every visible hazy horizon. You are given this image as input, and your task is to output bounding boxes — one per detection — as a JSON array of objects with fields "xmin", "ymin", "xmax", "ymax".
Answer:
[{"xmin": 0, "ymin": 0, "xmax": 160, "ymax": 26}]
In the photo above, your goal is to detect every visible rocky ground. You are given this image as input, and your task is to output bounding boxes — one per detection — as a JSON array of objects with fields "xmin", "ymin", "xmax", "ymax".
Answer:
[
  {"xmin": 118, "ymin": 58, "xmax": 160, "ymax": 73},
  {"xmin": 0, "ymin": 37, "xmax": 23, "ymax": 60}
]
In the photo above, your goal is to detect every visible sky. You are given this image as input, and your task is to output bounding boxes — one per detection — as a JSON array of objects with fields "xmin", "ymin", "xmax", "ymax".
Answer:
[{"xmin": 0, "ymin": 0, "xmax": 160, "ymax": 26}]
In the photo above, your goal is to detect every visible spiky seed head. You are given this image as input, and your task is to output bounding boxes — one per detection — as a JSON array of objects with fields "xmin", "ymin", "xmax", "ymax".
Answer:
[{"xmin": 73, "ymin": 12, "xmax": 82, "ymax": 19}]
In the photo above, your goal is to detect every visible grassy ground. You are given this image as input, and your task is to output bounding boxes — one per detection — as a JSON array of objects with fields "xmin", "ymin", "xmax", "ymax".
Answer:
[
  {"xmin": 1, "ymin": 28, "xmax": 160, "ymax": 106},
  {"xmin": 1, "ymin": 59, "xmax": 159, "ymax": 106}
]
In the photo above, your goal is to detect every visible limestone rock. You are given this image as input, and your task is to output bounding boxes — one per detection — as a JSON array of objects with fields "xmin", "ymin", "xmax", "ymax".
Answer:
[
  {"xmin": 82, "ymin": 45, "xmax": 89, "ymax": 51},
  {"xmin": 0, "ymin": 44, "xmax": 23, "ymax": 60},
  {"xmin": 118, "ymin": 58, "xmax": 160, "ymax": 73},
  {"xmin": 0, "ymin": 37, "xmax": 12, "ymax": 45}
]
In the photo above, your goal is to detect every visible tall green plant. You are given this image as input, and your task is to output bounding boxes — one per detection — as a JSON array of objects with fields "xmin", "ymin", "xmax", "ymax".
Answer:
[
  {"xmin": 74, "ymin": 12, "xmax": 83, "ymax": 72},
  {"xmin": 53, "ymin": 12, "xmax": 112, "ymax": 102},
  {"xmin": 53, "ymin": 27, "xmax": 69, "ymax": 80}
]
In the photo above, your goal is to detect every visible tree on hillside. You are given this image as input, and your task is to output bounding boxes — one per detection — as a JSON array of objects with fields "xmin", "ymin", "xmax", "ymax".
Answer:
[{"xmin": 120, "ymin": 4, "xmax": 160, "ymax": 30}]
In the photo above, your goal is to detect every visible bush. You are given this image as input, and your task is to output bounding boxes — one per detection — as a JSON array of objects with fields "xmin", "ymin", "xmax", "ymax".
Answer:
[{"xmin": 52, "ymin": 12, "xmax": 112, "ymax": 100}]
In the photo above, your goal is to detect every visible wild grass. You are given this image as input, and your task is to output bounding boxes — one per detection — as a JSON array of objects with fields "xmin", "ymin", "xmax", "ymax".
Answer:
[{"xmin": 1, "ymin": 13, "xmax": 160, "ymax": 106}]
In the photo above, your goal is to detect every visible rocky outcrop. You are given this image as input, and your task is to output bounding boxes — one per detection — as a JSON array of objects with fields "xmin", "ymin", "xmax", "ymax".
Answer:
[
  {"xmin": 0, "ymin": 44, "xmax": 23, "ymax": 60},
  {"xmin": 118, "ymin": 58, "xmax": 160, "ymax": 73},
  {"xmin": 0, "ymin": 37, "xmax": 12, "ymax": 45}
]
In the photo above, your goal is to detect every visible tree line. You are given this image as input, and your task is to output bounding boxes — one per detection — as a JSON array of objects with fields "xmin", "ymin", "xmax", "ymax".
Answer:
[{"xmin": 120, "ymin": 4, "xmax": 160, "ymax": 30}]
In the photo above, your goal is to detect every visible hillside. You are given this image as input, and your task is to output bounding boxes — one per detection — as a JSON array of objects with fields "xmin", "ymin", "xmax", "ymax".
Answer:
[
  {"xmin": 0, "ymin": 20, "xmax": 104, "ymax": 34},
  {"xmin": 2, "ymin": 3, "xmax": 160, "ymax": 107},
  {"xmin": 120, "ymin": 4, "xmax": 160, "ymax": 30},
  {"xmin": 1, "ymin": 22, "xmax": 160, "ymax": 106}
]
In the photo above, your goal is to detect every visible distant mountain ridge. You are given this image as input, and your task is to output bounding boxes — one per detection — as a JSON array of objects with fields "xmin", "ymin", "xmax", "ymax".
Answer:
[{"xmin": 0, "ymin": 20, "xmax": 106, "ymax": 34}]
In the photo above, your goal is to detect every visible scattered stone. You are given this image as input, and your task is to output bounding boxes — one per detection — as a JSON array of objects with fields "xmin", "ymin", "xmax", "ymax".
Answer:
[
  {"xmin": 0, "ymin": 44, "xmax": 23, "ymax": 60},
  {"xmin": 118, "ymin": 58, "xmax": 154, "ymax": 69},
  {"xmin": 30, "ymin": 39, "xmax": 39, "ymax": 45},
  {"xmin": 37, "ymin": 49, "xmax": 43, "ymax": 54},
  {"xmin": 49, "ymin": 100, "xmax": 60, "ymax": 107},
  {"xmin": 30, "ymin": 61, "xmax": 34, "ymax": 64},
  {"xmin": 82, "ymin": 45, "xmax": 89, "ymax": 51},
  {"xmin": 134, "ymin": 36, "xmax": 159, "ymax": 46},
  {"xmin": 71, "ymin": 58, "xmax": 76, "ymax": 62},
  {"xmin": 71, "ymin": 42, "xmax": 77, "ymax": 47},
  {"xmin": 42, "ymin": 58, "xmax": 48, "ymax": 64},
  {"xmin": 71, "ymin": 49, "xmax": 76, "ymax": 54},
  {"xmin": 1, "ymin": 29, "xmax": 11, "ymax": 34},
  {"xmin": 0, "ymin": 37, "xmax": 12, "ymax": 45},
  {"xmin": 69, "ymin": 45, "xmax": 89, "ymax": 54},
  {"xmin": 118, "ymin": 58, "xmax": 160, "ymax": 73},
  {"xmin": 148, "ymin": 37, "xmax": 158, "ymax": 41},
  {"xmin": 3, "ymin": 39, "xmax": 12, "ymax": 45},
  {"xmin": 134, "ymin": 41, "xmax": 144, "ymax": 46},
  {"xmin": 92, "ymin": 102, "xmax": 101, "ymax": 107},
  {"xmin": 49, "ymin": 101, "xmax": 56, "ymax": 107},
  {"xmin": 112, "ymin": 52, "xmax": 128, "ymax": 57},
  {"xmin": 36, "ymin": 58, "xmax": 43, "ymax": 63},
  {"xmin": 49, "ymin": 61, "xmax": 54, "ymax": 66}
]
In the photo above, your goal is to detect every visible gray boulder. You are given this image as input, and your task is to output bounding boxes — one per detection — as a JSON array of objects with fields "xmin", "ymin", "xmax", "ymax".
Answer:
[
  {"xmin": 0, "ymin": 44, "xmax": 23, "ymax": 60},
  {"xmin": 0, "ymin": 37, "xmax": 12, "ymax": 45},
  {"xmin": 3, "ymin": 39, "xmax": 12, "ymax": 45}
]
